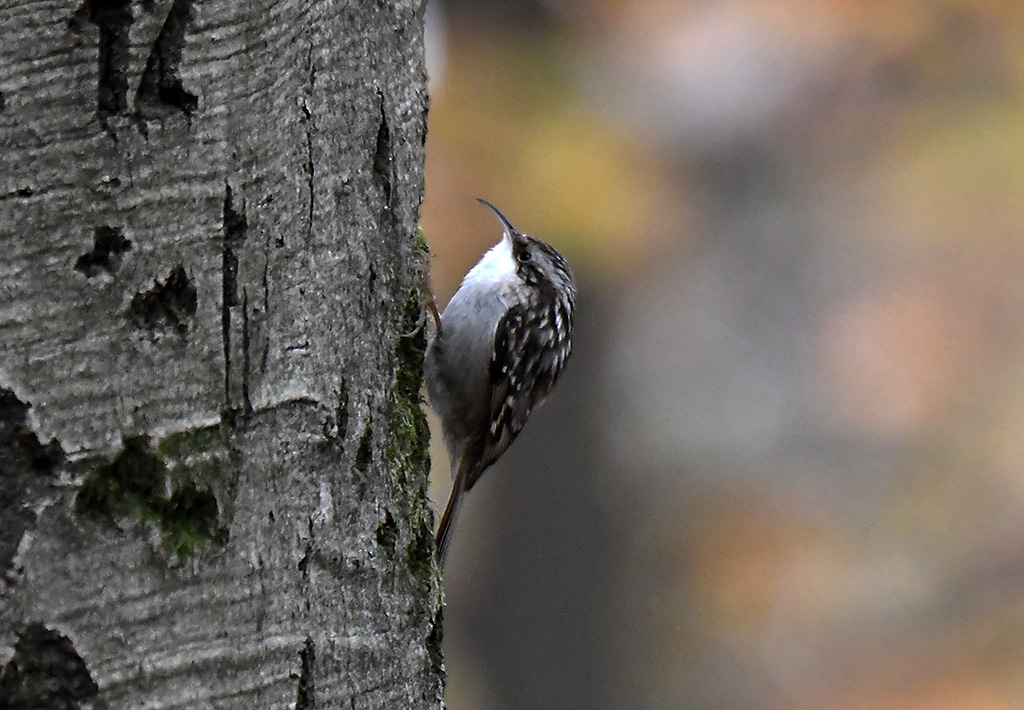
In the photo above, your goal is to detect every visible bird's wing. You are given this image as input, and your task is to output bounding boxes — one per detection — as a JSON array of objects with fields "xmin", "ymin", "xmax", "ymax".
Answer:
[{"xmin": 461, "ymin": 302, "xmax": 569, "ymax": 491}]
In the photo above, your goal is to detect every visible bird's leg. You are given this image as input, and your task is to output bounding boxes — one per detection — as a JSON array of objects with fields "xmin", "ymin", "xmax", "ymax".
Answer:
[
  {"xmin": 426, "ymin": 290, "xmax": 442, "ymax": 334},
  {"xmin": 402, "ymin": 248, "xmax": 443, "ymax": 338}
]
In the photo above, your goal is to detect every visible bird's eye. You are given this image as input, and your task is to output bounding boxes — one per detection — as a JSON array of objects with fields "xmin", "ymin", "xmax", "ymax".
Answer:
[{"xmin": 518, "ymin": 250, "xmax": 533, "ymax": 263}]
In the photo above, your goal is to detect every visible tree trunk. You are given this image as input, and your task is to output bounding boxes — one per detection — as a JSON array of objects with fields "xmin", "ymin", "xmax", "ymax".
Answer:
[{"xmin": 0, "ymin": 0, "xmax": 441, "ymax": 707}]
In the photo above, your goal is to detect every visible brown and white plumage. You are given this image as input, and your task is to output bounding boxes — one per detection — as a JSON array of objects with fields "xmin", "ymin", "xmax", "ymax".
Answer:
[{"xmin": 425, "ymin": 200, "xmax": 575, "ymax": 567}]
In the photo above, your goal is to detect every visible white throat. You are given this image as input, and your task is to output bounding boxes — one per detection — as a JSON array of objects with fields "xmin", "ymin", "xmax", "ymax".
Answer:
[{"xmin": 461, "ymin": 236, "xmax": 515, "ymax": 290}]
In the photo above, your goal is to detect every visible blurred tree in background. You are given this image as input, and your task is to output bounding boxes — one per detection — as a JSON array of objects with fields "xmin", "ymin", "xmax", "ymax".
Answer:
[{"xmin": 422, "ymin": 1, "xmax": 1024, "ymax": 709}]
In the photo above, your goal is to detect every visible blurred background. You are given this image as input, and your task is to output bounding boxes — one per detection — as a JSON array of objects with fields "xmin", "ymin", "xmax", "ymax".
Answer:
[{"xmin": 418, "ymin": 1, "xmax": 1024, "ymax": 708}]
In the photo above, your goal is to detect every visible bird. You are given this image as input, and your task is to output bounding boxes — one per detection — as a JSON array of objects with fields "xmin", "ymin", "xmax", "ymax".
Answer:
[{"xmin": 424, "ymin": 199, "xmax": 576, "ymax": 567}]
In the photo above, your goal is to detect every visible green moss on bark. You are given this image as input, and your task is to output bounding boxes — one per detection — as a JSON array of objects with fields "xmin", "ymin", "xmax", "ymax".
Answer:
[
  {"xmin": 74, "ymin": 426, "xmax": 231, "ymax": 558},
  {"xmin": 386, "ymin": 277, "xmax": 438, "ymax": 590}
]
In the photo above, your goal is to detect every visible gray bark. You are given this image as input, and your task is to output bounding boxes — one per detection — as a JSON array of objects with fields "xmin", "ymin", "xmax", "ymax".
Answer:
[{"xmin": 0, "ymin": 0, "xmax": 441, "ymax": 707}]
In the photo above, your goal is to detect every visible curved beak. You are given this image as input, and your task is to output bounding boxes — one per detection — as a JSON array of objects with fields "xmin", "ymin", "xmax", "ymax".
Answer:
[{"xmin": 477, "ymin": 198, "xmax": 519, "ymax": 241}]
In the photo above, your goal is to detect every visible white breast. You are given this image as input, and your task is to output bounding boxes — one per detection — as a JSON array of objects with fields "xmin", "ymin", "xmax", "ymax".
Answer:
[
  {"xmin": 442, "ymin": 237, "xmax": 516, "ymax": 348},
  {"xmin": 428, "ymin": 237, "xmax": 517, "ymax": 440}
]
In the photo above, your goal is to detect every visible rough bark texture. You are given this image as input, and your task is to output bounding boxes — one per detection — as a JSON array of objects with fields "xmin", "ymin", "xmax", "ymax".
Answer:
[{"xmin": 0, "ymin": 0, "xmax": 441, "ymax": 707}]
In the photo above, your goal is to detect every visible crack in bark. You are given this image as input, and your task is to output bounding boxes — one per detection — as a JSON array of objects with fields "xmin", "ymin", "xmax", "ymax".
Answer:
[
  {"xmin": 135, "ymin": 0, "xmax": 198, "ymax": 122},
  {"xmin": 335, "ymin": 379, "xmax": 349, "ymax": 440},
  {"xmin": 255, "ymin": 554, "xmax": 268, "ymax": 632},
  {"xmin": 261, "ymin": 238, "xmax": 272, "ymax": 374},
  {"xmin": 294, "ymin": 636, "xmax": 315, "ymax": 710},
  {"xmin": 375, "ymin": 509, "xmax": 398, "ymax": 555},
  {"xmin": 371, "ymin": 92, "xmax": 393, "ymax": 209},
  {"xmin": 297, "ymin": 540, "xmax": 312, "ymax": 581},
  {"xmin": 301, "ymin": 41, "xmax": 316, "ymax": 244},
  {"xmin": 354, "ymin": 423, "xmax": 373, "ymax": 471},
  {"xmin": 222, "ymin": 183, "xmax": 248, "ymax": 412},
  {"xmin": 1, "ymin": 187, "xmax": 35, "ymax": 200},
  {"xmin": 241, "ymin": 288, "xmax": 252, "ymax": 415},
  {"xmin": 69, "ymin": 0, "xmax": 132, "ymax": 128},
  {"xmin": 372, "ymin": 91, "xmax": 402, "ymax": 254},
  {"xmin": 425, "ymin": 608, "xmax": 444, "ymax": 682}
]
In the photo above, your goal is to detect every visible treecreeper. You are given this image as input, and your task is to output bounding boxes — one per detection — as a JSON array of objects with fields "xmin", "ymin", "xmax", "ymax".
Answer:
[{"xmin": 424, "ymin": 199, "xmax": 576, "ymax": 567}]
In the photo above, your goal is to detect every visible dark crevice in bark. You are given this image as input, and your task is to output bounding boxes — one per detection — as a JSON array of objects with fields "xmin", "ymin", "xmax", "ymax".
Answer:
[
  {"xmin": 407, "ymin": 518, "xmax": 436, "ymax": 590},
  {"xmin": 261, "ymin": 240, "xmax": 272, "ymax": 372},
  {"xmin": 69, "ymin": 0, "xmax": 133, "ymax": 126},
  {"xmin": 301, "ymin": 42, "xmax": 316, "ymax": 243},
  {"xmin": 294, "ymin": 636, "xmax": 315, "ymax": 710},
  {"xmin": 372, "ymin": 93, "xmax": 401, "ymax": 257},
  {"xmin": 255, "ymin": 554, "xmax": 268, "ymax": 632},
  {"xmin": 425, "ymin": 608, "xmax": 444, "ymax": 681},
  {"xmin": 335, "ymin": 379, "xmax": 349, "ymax": 440},
  {"xmin": 0, "ymin": 623, "xmax": 100, "ymax": 709},
  {"xmin": 127, "ymin": 264, "xmax": 197, "ymax": 340},
  {"xmin": 0, "ymin": 390, "xmax": 65, "ymax": 574},
  {"xmin": 371, "ymin": 94, "xmax": 393, "ymax": 209},
  {"xmin": 298, "ymin": 541, "xmax": 311, "ymax": 580},
  {"xmin": 241, "ymin": 288, "xmax": 252, "ymax": 415},
  {"xmin": 135, "ymin": 0, "xmax": 198, "ymax": 121},
  {"xmin": 222, "ymin": 184, "xmax": 248, "ymax": 411},
  {"xmin": 74, "ymin": 225, "xmax": 132, "ymax": 277},
  {"xmin": 355, "ymin": 423, "xmax": 373, "ymax": 471},
  {"xmin": 375, "ymin": 509, "xmax": 398, "ymax": 554}
]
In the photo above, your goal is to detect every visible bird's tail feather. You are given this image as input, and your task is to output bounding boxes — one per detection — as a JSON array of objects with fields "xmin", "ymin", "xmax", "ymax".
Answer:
[
  {"xmin": 436, "ymin": 458, "xmax": 474, "ymax": 568},
  {"xmin": 435, "ymin": 482, "xmax": 463, "ymax": 568}
]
